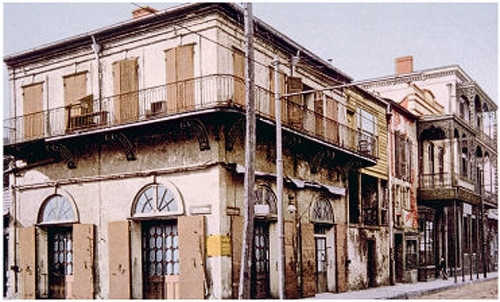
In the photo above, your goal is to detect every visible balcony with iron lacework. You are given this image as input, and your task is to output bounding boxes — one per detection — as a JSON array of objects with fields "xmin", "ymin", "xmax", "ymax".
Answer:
[{"xmin": 4, "ymin": 74, "xmax": 377, "ymax": 160}]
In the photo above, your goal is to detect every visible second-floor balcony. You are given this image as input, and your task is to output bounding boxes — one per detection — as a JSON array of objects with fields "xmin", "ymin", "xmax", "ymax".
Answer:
[
  {"xmin": 419, "ymin": 172, "xmax": 497, "ymax": 207},
  {"xmin": 4, "ymin": 74, "xmax": 377, "ymax": 160}
]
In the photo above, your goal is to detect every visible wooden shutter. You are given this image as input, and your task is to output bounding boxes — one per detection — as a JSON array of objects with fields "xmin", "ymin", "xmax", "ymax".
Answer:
[
  {"xmin": 19, "ymin": 226, "xmax": 36, "ymax": 299},
  {"xmin": 315, "ymin": 92, "xmax": 325, "ymax": 137},
  {"xmin": 177, "ymin": 45, "xmax": 195, "ymax": 111},
  {"xmin": 335, "ymin": 224, "xmax": 348, "ymax": 292},
  {"xmin": 166, "ymin": 45, "xmax": 195, "ymax": 113},
  {"xmin": 113, "ymin": 59, "xmax": 138, "ymax": 123},
  {"xmin": 233, "ymin": 50, "xmax": 245, "ymax": 106},
  {"xmin": 325, "ymin": 96, "xmax": 339, "ymax": 143},
  {"xmin": 178, "ymin": 215, "xmax": 205, "ymax": 299},
  {"xmin": 73, "ymin": 224, "xmax": 94, "ymax": 299},
  {"xmin": 284, "ymin": 220, "xmax": 299, "ymax": 299},
  {"xmin": 269, "ymin": 67, "xmax": 286, "ymax": 121},
  {"xmin": 230, "ymin": 215, "xmax": 243, "ymax": 299},
  {"xmin": 166, "ymin": 48, "xmax": 178, "ymax": 113},
  {"xmin": 64, "ymin": 73, "xmax": 87, "ymax": 106},
  {"xmin": 301, "ymin": 222, "xmax": 316, "ymax": 297},
  {"xmin": 22, "ymin": 83, "xmax": 44, "ymax": 139},
  {"xmin": 108, "ymin": 221, "xmax": 131, "ymax": 299},
  {"xmin": 287, "ymin": 77, "xmax": 303, "ymax": 127}
]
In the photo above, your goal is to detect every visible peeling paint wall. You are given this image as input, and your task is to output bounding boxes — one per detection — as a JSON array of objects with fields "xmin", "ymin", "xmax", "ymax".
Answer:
[{"xmin": 347, "ymin": 227, "xmax": 390, "ymax": 290}]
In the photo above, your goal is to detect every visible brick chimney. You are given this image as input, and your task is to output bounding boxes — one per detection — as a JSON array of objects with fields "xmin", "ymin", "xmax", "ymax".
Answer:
[
  {"xmin": 132, "ymin": 6, "xmax": 158, "ymax": 19},
  {"xmin": 395, "ymin": 56, "xmax": 413, "ymax": 75}
]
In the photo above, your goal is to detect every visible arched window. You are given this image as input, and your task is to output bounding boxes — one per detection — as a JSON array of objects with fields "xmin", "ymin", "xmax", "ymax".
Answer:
[
  {"xmin": 310, "ymin": 196, "xmax": 334, "ymax": 224},
  {"xmin": 132, "ymin": 183, "xmax": 183, "ymax": 218},
  {"xmin": 38, "ymin": 194, "xmax": 77, "ymax": 224},
  {"xmin": 459, "ymin": 96, "xmax": 470, "ymax": 122},
  {"xmin": 254, "ymin": 184, "xmax": 277, "ymax": 216},
  {"xmin": 461, "ymin": 135, "xmax": 468, "ymax": 177}
]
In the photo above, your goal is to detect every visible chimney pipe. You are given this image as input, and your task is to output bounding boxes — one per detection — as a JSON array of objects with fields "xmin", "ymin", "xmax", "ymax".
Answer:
[
  {"xmin": 395, "ymin": 56, "xmax": 413, "ymax": 75},
  {"xmin": 132, "ymin": 6, "xmax": 158, "ymax": 19}
]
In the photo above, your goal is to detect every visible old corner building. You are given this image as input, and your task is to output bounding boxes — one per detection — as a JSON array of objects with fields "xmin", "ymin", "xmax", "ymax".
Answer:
[{"xmin": 2, "ymin": 3, "xmax": 497, "ymax": 300}]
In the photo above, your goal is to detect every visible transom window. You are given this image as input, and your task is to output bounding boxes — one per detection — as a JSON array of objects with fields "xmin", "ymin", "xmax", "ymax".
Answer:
[
  {"xmin": 310, "ymin": 196, "xmax": 334, "ymax": 224},
  {"xmin": 38, "ymin": 194, "xmax": 77, "ymax": 224},
  {"xmin": 132, "ymin": 183, "xmax": 183, "ymax": 217}
]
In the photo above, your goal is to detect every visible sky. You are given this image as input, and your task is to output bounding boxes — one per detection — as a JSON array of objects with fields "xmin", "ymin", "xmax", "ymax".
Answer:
[{"xmin": 2, "ymin": 2, "xmax": 499, "ymax": 117}]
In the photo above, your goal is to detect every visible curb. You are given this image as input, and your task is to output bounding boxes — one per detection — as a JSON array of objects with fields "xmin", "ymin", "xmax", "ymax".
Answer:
[{"xmin": 387, "ymin": 276, "xmax": 498, "ymax": 299}]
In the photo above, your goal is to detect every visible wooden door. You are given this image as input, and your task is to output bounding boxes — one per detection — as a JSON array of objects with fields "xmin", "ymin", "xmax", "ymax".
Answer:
[
  {"xmin": 315, "ymin": 237, "xmax": 327, "ymax": 293},
  {"xmin": 251, "ymin": 221, "xmax": 270, "ymax": 299},
  {"xmin": 48, "ymin": 227, "xmax": 73, "ymax": 299},
  {"xmin": 22, "ymin": 83, "xmax": 44, "ymax": 140},
  {"xmin": 142, "ymin": 221, "xmax": 179, "ymax": 299}
]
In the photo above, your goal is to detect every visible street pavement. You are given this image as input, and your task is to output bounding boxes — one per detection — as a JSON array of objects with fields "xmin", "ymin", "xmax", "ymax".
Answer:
[{"xmin": 311, "ymin": 271, "xmax": 498, "ymax": 299}]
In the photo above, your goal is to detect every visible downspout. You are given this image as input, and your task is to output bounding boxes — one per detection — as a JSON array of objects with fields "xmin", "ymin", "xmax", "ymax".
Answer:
[
  {"xmin": 385, "ymin": 103, "xmax": 395, "ymax": 285},
  {"xmin": 91, "ymin": 35, "xmax": 102, "ymax": 110}
]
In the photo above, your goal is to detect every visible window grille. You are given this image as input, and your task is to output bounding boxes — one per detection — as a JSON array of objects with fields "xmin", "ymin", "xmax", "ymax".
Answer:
[{"xmin": 310, "ymin": 196, "xmax": 334, "ymax": 224}]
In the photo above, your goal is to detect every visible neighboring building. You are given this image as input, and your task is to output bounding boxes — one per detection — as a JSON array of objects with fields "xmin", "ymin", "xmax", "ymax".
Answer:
[
  {"xmin": 363, "ymin": 56, "xmax": 498, "ymax": 281},
  {"xmin": 388, "ymin": 101, "xmax": 420, "ymax": 284},
  {"xmin": 3, "ymin": 3, "xmax": 388, "ymax": 299}
]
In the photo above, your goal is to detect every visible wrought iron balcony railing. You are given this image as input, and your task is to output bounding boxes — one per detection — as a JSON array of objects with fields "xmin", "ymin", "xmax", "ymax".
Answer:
[{"xmin": 4, "ymin": 74, "xmax": 377, "ymax": 158}]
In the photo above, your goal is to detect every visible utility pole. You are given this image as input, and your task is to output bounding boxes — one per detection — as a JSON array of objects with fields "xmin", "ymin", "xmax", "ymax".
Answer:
[
  {"xmin": 238, "ymin": 3, "xmax": 255, "ymax": 299},
  {"xmin": 274, "ymin": 56, "xmax": 285, "ymax": 299}
]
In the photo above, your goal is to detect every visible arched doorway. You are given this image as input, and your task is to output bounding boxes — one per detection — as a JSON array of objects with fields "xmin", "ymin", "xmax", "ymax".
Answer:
[
  {"xmin": 252, "ymin": 184, "xmax": 277, "ymax": 299},
  {"xmin": 36, "ymin": 194, "xmax": 81, "ymax": 299},
  {"xmin": 310, "ymin": 195, "xmax": 335, "ymax": 293},
  {"xmin": 131, "ymin": 182, "xmax": 184, "ymax": 299}
]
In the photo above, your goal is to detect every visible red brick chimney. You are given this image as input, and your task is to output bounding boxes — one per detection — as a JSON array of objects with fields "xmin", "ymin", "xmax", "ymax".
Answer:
[
  {"xmin": 132, "ymin": 6, "xmax": 158, "ymax": 19},
  {"xmin": 395, "ymin": 56, "xmax": 413, "ymax": 75}
]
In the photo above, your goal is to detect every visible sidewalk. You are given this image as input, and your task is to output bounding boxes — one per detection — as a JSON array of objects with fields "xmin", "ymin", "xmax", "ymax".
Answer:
[{"xmin": 311, "ymin": 271, "xmax": 498, "ymax": 299}]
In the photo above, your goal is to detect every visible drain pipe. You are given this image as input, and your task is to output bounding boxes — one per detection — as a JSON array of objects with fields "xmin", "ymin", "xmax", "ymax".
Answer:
[{"xmin": 91, "ymin": 35, "xmax": 102, "ymax": 110}]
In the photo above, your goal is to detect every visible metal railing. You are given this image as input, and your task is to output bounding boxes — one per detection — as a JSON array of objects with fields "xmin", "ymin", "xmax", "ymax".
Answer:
[
  {"xmin": 4, "ymin": 74, "xmax": 376, "ymax": 158},
  {"xmin": 420, "ymin": 173, "xmax": 452, "ymax": 189}
]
